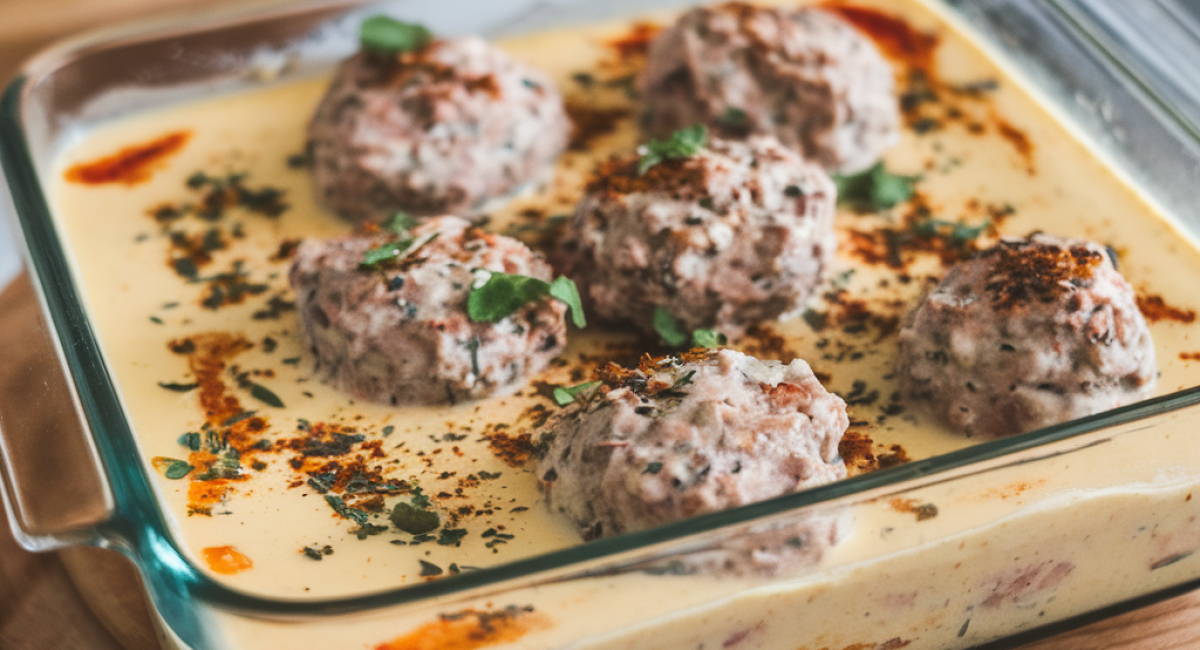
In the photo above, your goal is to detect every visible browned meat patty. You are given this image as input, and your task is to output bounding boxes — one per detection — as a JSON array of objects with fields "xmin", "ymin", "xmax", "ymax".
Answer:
[
  {"xmin": 552, "ymin": 134, "xmax": 836, "ymax": 339},
  {"xmin": 640, "ymin": 2, "xmax": 899, "ymax": 174},
  {"xmin": 897, "ymin": 233, "xmax": 1156, "ymax": 437},
  {"xmin": 289, "ymin": 216, "xmax": 566, "ymax": 405},
  {"xmin": 308, "ymin": 37, "xmax": 570, "ymax": 223},
  {"xmin": 538, "ymin": 348, "xmax": 848, "ymax": 574}
]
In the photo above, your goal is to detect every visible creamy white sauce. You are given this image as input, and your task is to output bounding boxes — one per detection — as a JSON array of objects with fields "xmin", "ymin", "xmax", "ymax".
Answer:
[{"xmin": 45, "ymin": 0, "xmax": 1200, "ymax": 647}]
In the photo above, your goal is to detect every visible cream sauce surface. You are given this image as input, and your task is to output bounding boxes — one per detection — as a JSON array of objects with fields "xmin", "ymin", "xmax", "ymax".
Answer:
[{"xmin": 44, "ymin": 0, "xmax": 1200, "ymax": 645}]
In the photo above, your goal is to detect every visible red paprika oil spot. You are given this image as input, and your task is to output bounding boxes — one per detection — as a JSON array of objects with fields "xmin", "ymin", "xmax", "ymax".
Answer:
[
  {"xmin": 64, "ymin": 130, "xmax": 192, "ymax": 185},
  {"xmin": 824, "ymin": 4, "xmax": 940, "ymax": 72},
  {"xmin": 376, "ymin": 607, "xmax": 546, "ymax": 650},
  {"xmin": 202, "ymin": 545, "xmax": 253, "ymax": 575}
]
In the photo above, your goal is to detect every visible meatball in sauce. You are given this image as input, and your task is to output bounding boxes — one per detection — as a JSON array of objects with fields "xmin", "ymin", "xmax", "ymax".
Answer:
[
  {"xmin": 640, "ymin": 2, "xmax": 900, "ymax": 174},
  {"xmin": 897, "ymin": 233, "xmax": 1156, "ymax": 437},
  {"xmin": 290, "ymin": 216, "xmax": 567, "ymax": 406}
]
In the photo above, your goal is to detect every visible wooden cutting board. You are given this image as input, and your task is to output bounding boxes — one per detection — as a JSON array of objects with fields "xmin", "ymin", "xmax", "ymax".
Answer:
[{"xmin": 1, "ymin": 1, "xmax": 1200, "ymax": 648}]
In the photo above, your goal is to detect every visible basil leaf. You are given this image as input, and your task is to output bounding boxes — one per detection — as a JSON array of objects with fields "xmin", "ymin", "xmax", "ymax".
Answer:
[
  {"xmin": 553, "ymin": 380, "xmax": 601, "ymax": 406},
  {"xmin": 652, "ymin": 307, "xmax": 688, "ymax": 347},
  {"xmin": 912, "ymin": 218, "xmax": 990, "ymax": 244},
  {"xmin": 638, "ymin": 125, "xmax": 708, "ymax": 174},
  {"xmin": 691, "ymin": 329, "xmax": 725, "ymax": 348},
  {"xmin": 360, "ymin": 16, "xmax": 433, "ymax": 55},
  {"xmin": 833, "ymin": 162, "xmax": 919, "ymax": 213},
  {"xmin": 548, "ymin": 276, "xmax": 586, "ymax": 328}
]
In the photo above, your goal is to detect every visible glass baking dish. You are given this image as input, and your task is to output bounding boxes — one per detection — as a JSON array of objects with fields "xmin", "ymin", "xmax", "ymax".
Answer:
[{"xmin": 5, "ymin": 0, "xmax": 1200, "ymax": 648}]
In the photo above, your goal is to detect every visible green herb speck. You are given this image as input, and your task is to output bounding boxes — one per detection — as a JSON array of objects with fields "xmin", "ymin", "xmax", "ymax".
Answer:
[
  {"xmin": 360, "ymin": 16, "xmax": 433, "ymax": 56},
  {"xmin": 552, "ymin": 380, "xmax": 601, "ymax": 406},
  {"xmin": 638, "ymin": 125, "xmax": 707, "ymax": 174}
]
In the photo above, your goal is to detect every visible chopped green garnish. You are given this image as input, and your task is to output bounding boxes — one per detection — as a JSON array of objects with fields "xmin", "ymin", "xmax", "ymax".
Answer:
[
  {"xmin": 652, "ymin": 307, "xmax": 688, "ymax": 347},
  {"xmin": 467, "ymin": 272, "xmax": 586, "ymax": 328},
  {"xmin": 833, "ymin": 162, "xmax": 919, "ymax": 213},
  {"xmin": 717, "ymin": 107, "xmax": 749, "ymax": 130},
  {"xmin": 691, "ymin": 329, "xmax": 725, "ymax": 348},
  {"xmin": 653, "ymin": 308, "xmax": 724, "ymax": 348},
  {"xmin": 360, "ymin": 16, "xmax": 433, "ymax": 56},
  {"xmin": 158, "ymin": 381, "xmax": 198, "ymax": 392},
  {"xmin": 384, "ymin": 211, "xmax": 417, "ymax": 234},
  {"xmin": 390, "ymin": 502, "xmax": 440, "ymax": 535},
  {"xmin": 361, "ymin": 231, "xmax": 439, "ymax": 268},
  {"xmin": 548, "ymin": 276, "xmax": 586, "ymax": 328},
  {"xmin": 638, "ymin": 125, "xmax": 708, "ymax": 174},
  {"xmin": 437, "ymin": 528, "xmax": 468, "ymax": 546},
  {"xmin": 553, "ymin": 380, "xmax": 601, "ymax": 406},
  {"xmin": 418, "ymin": 559, "xmax": 443, "ymax": 576},
  {"xmin": 162, "ymin": 459, "xmax": 193, "ymax": 480},
  {"xmin": 248, "ymin": 382, "xmax": 284, "ymax": 408},
  {"xmin": 643, "ymin": 461, "xmax": 663, "ymax": 475},
  {"xmin": 911, "ymin": 218, "xmax": 990, "ymax": 244}
]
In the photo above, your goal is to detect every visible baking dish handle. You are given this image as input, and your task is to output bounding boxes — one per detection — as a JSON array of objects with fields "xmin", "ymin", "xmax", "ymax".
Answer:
[{"xmin": 0, "ymin": 271, "xmax": 115, "ymax": 551}]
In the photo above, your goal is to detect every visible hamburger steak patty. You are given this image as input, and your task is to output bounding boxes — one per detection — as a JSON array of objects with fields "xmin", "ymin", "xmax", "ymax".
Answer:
[
  {"xmin": 538, "ymin": 348, "xmax": 848, "ymax": 573},
  {"xmin": 640, "ymin": 2, "xmax": 900, "ymax": 174},
  {"xmin": 290, "ymin": 216, "xmax": 567, "ymax": 405},
  {"xmin": 308, "ymin": 37, "xmax": 570, "ymax": 223},
  {"xmin": 553, "ymin": 135, "xmax": 836, "ymax": 339},
  {"xmin": 897, "ymin": 233, "xmax": 1156, "ymax": 437}
]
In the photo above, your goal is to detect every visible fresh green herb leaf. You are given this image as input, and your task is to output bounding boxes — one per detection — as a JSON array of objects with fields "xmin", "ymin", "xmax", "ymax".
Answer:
[
  {"xmin": 178, "ymin": 432, "xmax": 201, "ymax": 451},
  {"xmin": 437, "ymin": 528, "xmax": 468, "ymax": 546},
  {"xmin": 652, "ymin": 307, "xmax": 688, "ymax": 347},
  {"xmin": 468, "ymin": 272, "xmax": 550, "ymax": 322},
  {"xmin": 672, "ymin": 370, "xmax": 696, "ymax": 389},
  {"xmin": 360, "ymin": 16, "xmax": 433, "ymax": 56},
  {"xmin": 248, "ymin": 382, "xmax": 284, "ymax": 408},
  {"xmin": 384, "ymin": 212, "xmax": 417, "ymax": 234},
  {"xmin": 158, "ymin": 381, "xmax": 198, "ymax": 392},
  {"xmin": 162, "ymin": 459, "xmax": 193, "ymax": 480},
  {"xmin": 409, "ymin": 485, "xmax": 431, "ymax": 509},
  {"xmin": 553, "ymin": 380, "xmax": 601, "ymax": 406},
  {"xmin": 643, "ymin": 461, "xmax": 663, "ymax": 475},
  {"xmin": 691, "ymin": 329, "xmax": 725, "ymax": 348},
  {"xmin": 362, "ymin": 237, "xmax": 414, "ymax": 267},
  {"xmin": 354, "ymin": 523, "xmax": 390, "ymax": 540},
  {"xmin": 911, "ymin": 219, "xmax": 990, "ymax": 244},
  {"xmin": 467, "ymin": 272, "xmax": 586, "ymax": 328},
  {"xmin": 222, "ymin": 411, "xmax": 257, "ymax": 427},
  {"xmin": 548, "ymin": 276, "xmax": 586, "ymax": 328},
  {"xmin": 638, "ymin": 125, "xmax": 708, "ymax": 174},
  {"xmin": 717, "ymin": 107, "xmax": 749, "ymax": 130},
  {"xmin": 418, "ymin": 559, "xmax": 443, "ymax": 576},
  {"xmin": 833, "ymin": 162, "xmax": 919, "ymax": 213},
  {"xmin": 390, "ymin": 502, "xmax": 440, "ymax": 535}
]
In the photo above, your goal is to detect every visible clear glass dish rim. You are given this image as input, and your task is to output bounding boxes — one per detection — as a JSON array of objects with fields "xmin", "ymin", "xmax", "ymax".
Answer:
[{"xmin": 2, "ymin": 0, "xmax": 1198, "ymax": 618}]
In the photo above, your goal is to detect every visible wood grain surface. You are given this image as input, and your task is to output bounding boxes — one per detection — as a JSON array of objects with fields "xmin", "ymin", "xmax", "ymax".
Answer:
[{"xmin": 2, "ymin": 1, "xmax": 1200, "ymax": 649}]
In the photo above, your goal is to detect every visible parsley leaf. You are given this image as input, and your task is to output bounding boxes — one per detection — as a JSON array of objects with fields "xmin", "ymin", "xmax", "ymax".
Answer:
[
  {"xmin": 691, "ymin": 329, "xmax": 725, "ymax": 348},
  {"xmin": 653, "ymin": 308, "xmax": 724, "ymax": 348},
  {"xmin": 467, "ymin": 272, "xmax": 586, "ymax": 328},
  {"xmin": 384, "ymin": 211, "xmax": 417, "ymax": 234},
  {"xmin": 638, "ymin": 125, "xmax": 708, "ymax": 174},
  {"xmin": 548, "ymin": 276, "xmax": 586, "ymax": 328},
  {"xmin": 912, "ymin": 218, "xmax": 990, "ymax": 244},
  {"xmin": 161, "ymin": 459, "xmax": 193, "ymax": 480},
  {"xmin": 652, "ymin": 307, "xmax": 688, "ymax": 347},
  {"xmin": 553, "ymin": 380, "xmax": 601, "ymax": 406},
  {"xmin": 360, "ymin": 16, "xmax": 433, "ymax": 56},
  {"xmin": 248, "ymin": 382, "xmax": 284, "ymax": 408},
  {"xmin": 360, "ymin": 231, "xmax": 439, "ymax": 268},
  {"xmin": 833, "ymin": 162, "xmax": 919, "ymax": 213}
]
